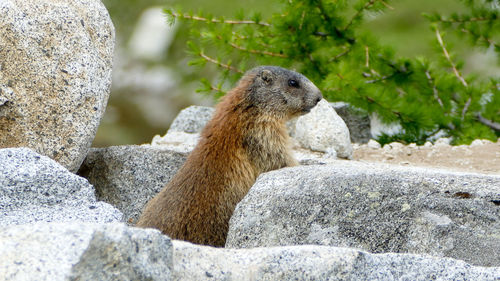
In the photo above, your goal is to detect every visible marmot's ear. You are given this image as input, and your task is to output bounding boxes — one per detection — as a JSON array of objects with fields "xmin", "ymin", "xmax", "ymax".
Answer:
[{"xmin": 260, "ymin": 69, "xmax": 273, "ymax": 84}]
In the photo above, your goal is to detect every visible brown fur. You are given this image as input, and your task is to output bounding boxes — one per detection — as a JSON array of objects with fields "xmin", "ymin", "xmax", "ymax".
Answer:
[{"xmin": 136, "ymin": 66, "xmax": 322, "ymax": 247}]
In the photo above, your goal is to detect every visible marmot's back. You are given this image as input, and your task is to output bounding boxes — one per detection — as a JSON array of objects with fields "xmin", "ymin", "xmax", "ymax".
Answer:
[{"xmin": 136, "ymin": 66, "xmax": 322, "ymax": 247}]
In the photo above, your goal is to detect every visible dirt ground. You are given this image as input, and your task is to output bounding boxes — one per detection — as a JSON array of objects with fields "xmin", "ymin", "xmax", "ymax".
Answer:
[{"xmin": 353, "ymin": 138, "xmax": 500, "ymax": 175}]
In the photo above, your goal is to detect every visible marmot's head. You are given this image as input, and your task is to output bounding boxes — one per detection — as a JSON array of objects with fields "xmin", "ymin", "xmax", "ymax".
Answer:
[{"xmin": 241, "ymin": 66, "xmax": 322, "ymax": 119}]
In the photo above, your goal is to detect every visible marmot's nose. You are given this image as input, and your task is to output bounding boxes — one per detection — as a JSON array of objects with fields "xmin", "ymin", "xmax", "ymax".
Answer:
[
  {"xmin": 306, "ymin": 80, "xmax": 323, "ymax": 105},
  {"xmin": 313, "ymin": 88, "xmax": 323, "ymax": 104},
  {"xmin": 315, "ymin": 95, "xmax": 322, "ymax": 104}
]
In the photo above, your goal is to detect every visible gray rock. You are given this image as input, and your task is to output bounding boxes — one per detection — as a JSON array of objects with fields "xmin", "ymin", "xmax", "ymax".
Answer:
[
  {"xmin": 151, "ymin": 131, "xmax": 200, "ymax": 153},
  {"xmin": 331, "ymin": 102, "xmax": 371, "ymax": 144},
  {"xmin": 293, "ymin": 148, "xmax": 338, "ymax": 166},
  {"xmin": 367, "ymin": 139, "xmax": 382, "ymax": 149},
  {"xmin": 435, "ymin": 137, "xmax": 452, "ymax": 146},
  {"xmin": 0, "ymin": 222, "xmax": 172, "ymax": 281},
  {"xmin": 0, "ymin": 0, "xmax": 114, "ymax": 172},
  {"xmin": 0, "ymin": 148, "xmax": 122, "ymax": 226},
  {"xmin": 78, "ymin": 145, "xmax": 188, "ymax": 223},
  {"xmin": 167, "ymin": 105, "xmax": 215, "ymax": 134},
  {"xmin": 292, "ymin": 99, "xmax": 353, "ymax": 159},
  {"xmin": 150, "ymin": 105, "xmax": 212, "ymax": 153},
  {"xmin": 227, "ymin": 161, "xmax": 500, "ymax": 267},
  {"xmin": 173, "ymin": 240, "xmax": 499, "ymax": 280}
]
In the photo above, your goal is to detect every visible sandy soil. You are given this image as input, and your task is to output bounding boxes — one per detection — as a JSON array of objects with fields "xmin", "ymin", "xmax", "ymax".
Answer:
[{"xmin": 353, "ymin": 139, "xmax": 500, "ymax": 175}]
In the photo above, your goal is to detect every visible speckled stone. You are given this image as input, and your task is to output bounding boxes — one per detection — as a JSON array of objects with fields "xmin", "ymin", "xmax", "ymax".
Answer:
[
  {"xmin": 167, "ymin": 105, "xmax": 215, "ymax": 134},
  {"xmin": 173, "ymin": 241, "xmax": 500, "ymax": 280},
  {"xmin": 150, "ymin": 105, "xmax": 211, "ymax": 153},
  {"xmin": 78, "ymin": 145, "xmax": 188, "ymax": 223},
  {"xmin": 293, "ymin": 99, "xmax": 353, "ymax": 159},
  {"xmin": 151, "ymin": 131, "xmax": 200, "ymax": 153},
  {"xmin": 0, "ymin": 0, "xmax": 114, "ymax": 172},
  {"xmin": 0, "ymin": 223, "xmax": 172, "ymax": 281},
  {"xmin": 331, "ymin": 102, "xmax": 371, "ymax": 144},
  {"xmin": 0, "ymin": 148, "xmax": 122, "ymax": 226},
  {"xmin": 226, "ymin": 161, "xmax": 500, "ymax": 267}
]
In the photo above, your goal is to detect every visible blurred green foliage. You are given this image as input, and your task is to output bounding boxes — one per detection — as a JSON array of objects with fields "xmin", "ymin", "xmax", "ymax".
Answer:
[
  {"xmin": 98, "ymin": 0, "xmax": 499, "ymax": 146},
  {"xmin": 165, "ymin": 0, "xmax": 499, "ymax": 144}
]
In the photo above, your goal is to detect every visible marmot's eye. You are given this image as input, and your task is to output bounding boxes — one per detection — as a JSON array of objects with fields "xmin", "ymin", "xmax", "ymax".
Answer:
[{"xmin": 288, "ymin": 79, "xmax": 299, "ymax": 88}]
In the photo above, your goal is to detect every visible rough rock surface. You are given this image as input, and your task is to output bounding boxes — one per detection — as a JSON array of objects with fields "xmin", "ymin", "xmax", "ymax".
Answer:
[
  {"xmin": 0, "ymin": 148, "xmax": 122, "ymax": 226},
  {"xmin": 151, "ymin": 131, "xmax": 200, "ymax": 153},
  {"xmin": 0, "ymin": 0, "xmax": 115, "ymax": 172},
  {"xmin": 226, "ymin": 162, "xmax": 500, "ymax": 267},
  {"xmin": 150, "ymin": 105, "xmax": 211, "ymax": 153},
  {"xmin": 167, "ymin": 105, "xmax": 215, "ymax": 134},
  {"xmin": 331, "ymin": 102, "xmax": 371, "ymax": 144},
  {"xmin": 78, "ymin": 145, "xmax": 188, "ymax": 223},
  {"xmin": 0, "ymin": 222, "xmax": 172, "ymax": 281},
  {"xmin": 3, "ymin": 222, "xmax": 496, "ymax": 281},
  {"xmin": 292, "ymin": 99, "xmax": 353, "ymax": 159},
  {"xmin": 173, "ymin": 241, "xmax": 499, "ymax": 281}
]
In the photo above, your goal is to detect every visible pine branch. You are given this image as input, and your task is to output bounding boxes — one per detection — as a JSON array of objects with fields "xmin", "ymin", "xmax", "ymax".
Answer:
[
  {"xmin": 231, "ymin": 43, "xmax": 287, "ymax": 58},
  {"xmin": 295, "ymin": 38, "xmax": 327, "ymax": 77},
  {"xmin": 364, "ymin": 67, "xmax": 397, "ymax": 84},
  {"xmin": 330, "ymin": 48, "xmax": 351, "ymax": 61},
  {"xmin": 425, "ymin": 70, "xmax": 444, "ymax": 108},
  {"xmin": 438, "ymin": 17, "xmax": 492, "ymax": 23},
  {"xmin": 459, "ymin": 28, "xmax": 499, "ymax": 48},
  {"xmin": 365, "ymin": 46, "xmax": 370, "ymax": 68},
  {"xmin": 219, "ymin": 36, "xmax": 288, "ymax": 58},
  {"xmin": 232, "ymin": 32, "xmax": 271, "ymax": 40},
  {"xmin": 424, "ymin": 127, "xmax": 445, "ymax": 139},
  {"xmin": 299, "ymin": 11, "xmax": 306, "ymax": 30},
  {"xmin": 461, "ymin": 97, "xmax": 471, "ymax": 120},
  {"xmin": 316, "ymin": 0, "xmax": 334, "ymax": 26},
  {"xmin": 435, "ymin": 28, "xmax": 474, "ymax": 122},
  {"xmin": 231, "ymin": 32, "xmax": 275, "ymax": 50},
  {"xmin": 476, "ymin": 113, "xmax": 500, "ymax": 132},
  {"xmin": 230, "ymin": 43, "xmax": 288, "ymax": 58},
  {"xmin": 343, "ymin": 0, "xmax": 377, "ymax": 32},
  {"xmin": 379, "ymin": 0, "xmax": 394, "ymax": 10},
  {"xmin": 365, "ymin": 74, "xmax": 396, "ymax": 84},
  {"xmin": 365, "ymin": 96, "xmax": 407, "ymax": 120},
  {"xmin": 336, "ymin": 73, "xmax": 412, "ymax": 122},
  {"xmin": 435, "ymin": 27, "xmax": 468, "ymax": 88},
  {"xmin": 170, "ymin": 12, "xmax": 271, "ymax": 26},
  {"xmin": 198, "ymin": 52, "xmax": 243, "ymax": 73},
  {"xmin": 199, "ymin": 78, "xmax": 228, "ymax": 96},
  {"xmin": 316, "ymin": 0, "xmax": 355, "ymax": 43},
  {"xmin": 208, "ymin": 84, "xmax": 227, "ymax": 95}
]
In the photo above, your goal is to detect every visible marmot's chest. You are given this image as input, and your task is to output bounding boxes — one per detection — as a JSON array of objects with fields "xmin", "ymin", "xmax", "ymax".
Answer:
[{"xmin": 243, "ymin": 132, "xmax": 289, "ymax": 173}]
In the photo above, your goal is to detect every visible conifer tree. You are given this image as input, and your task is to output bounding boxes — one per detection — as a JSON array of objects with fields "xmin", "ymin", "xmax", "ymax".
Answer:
[{"xmin": 165, "ymin": 0, "xmax": 499, "ymax": 144}]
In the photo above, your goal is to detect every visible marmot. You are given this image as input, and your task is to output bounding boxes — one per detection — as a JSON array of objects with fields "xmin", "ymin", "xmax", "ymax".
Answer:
[{"xmin": 136, "ymin": 66, "xmax": 322, "ymax": 247}]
